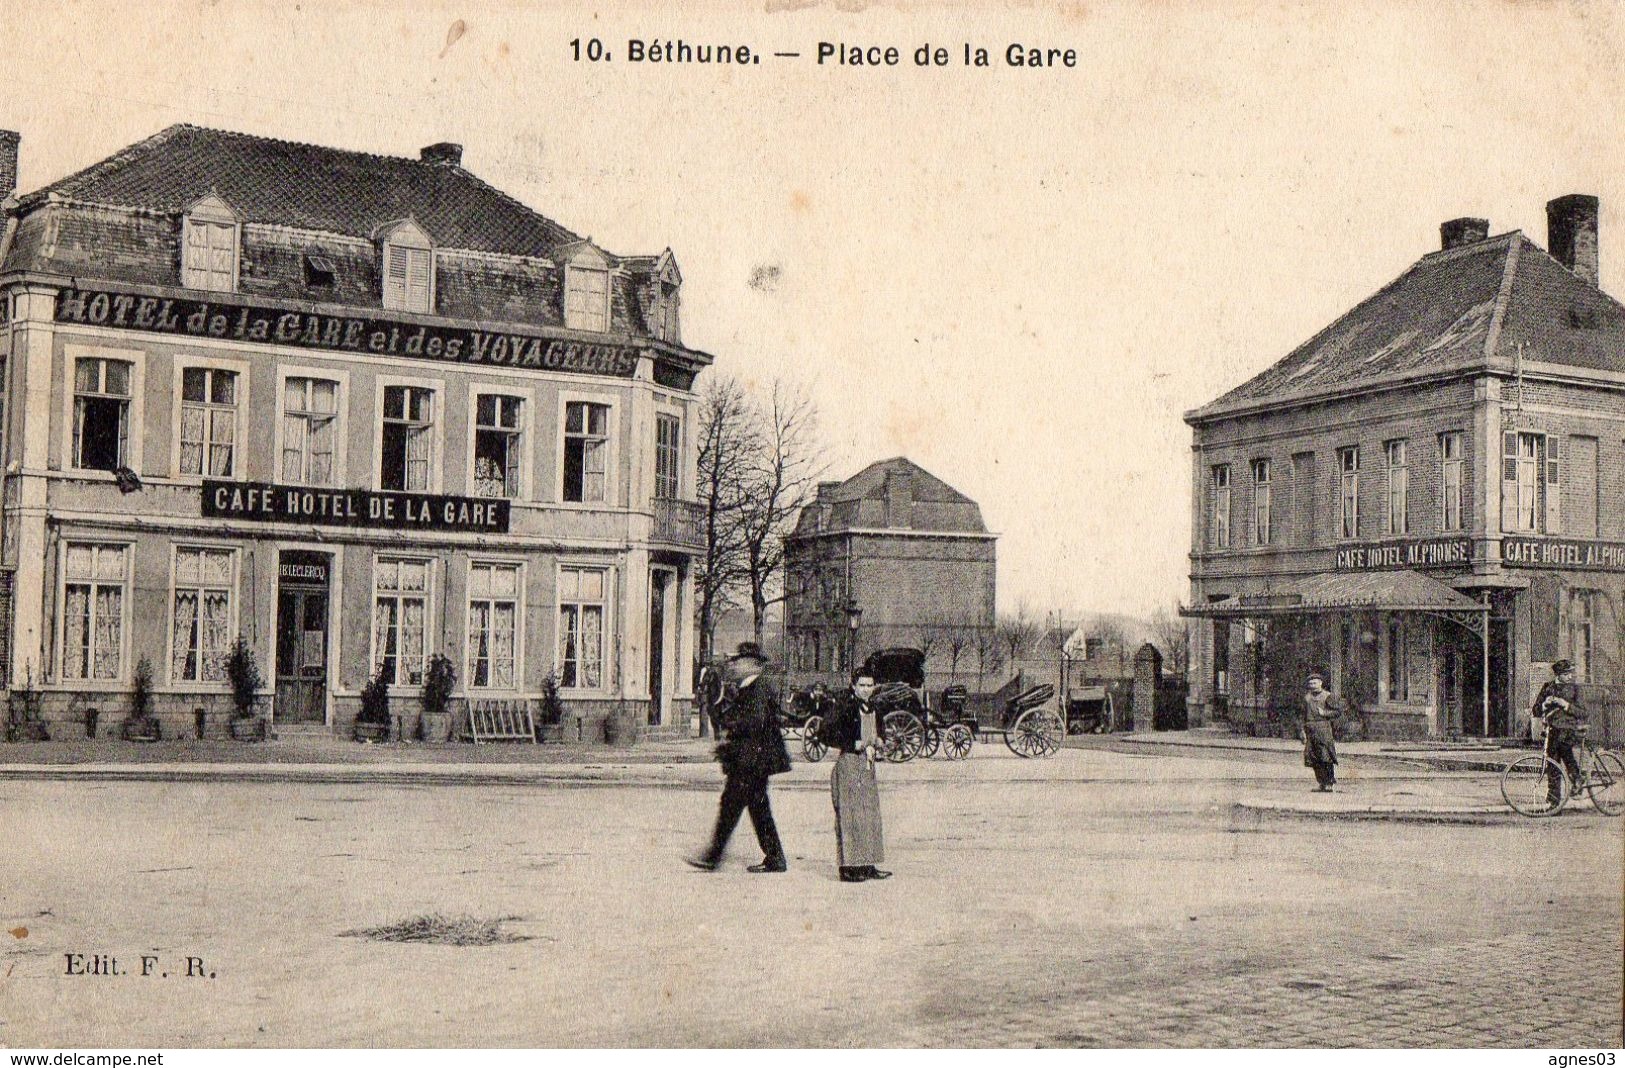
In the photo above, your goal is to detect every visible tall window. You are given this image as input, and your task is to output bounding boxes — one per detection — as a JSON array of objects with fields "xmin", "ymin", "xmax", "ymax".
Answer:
[
  {"xmin": 1439, "ymin": 432, "xmax": 1463, "ymax": 532},
  {"xmin": 1250, "ymin": 459, "xmax": 1272, "ymax": 546},
  {"xmin": 171, "ymin": 547, "xmax": 234, "ymax": 683},
  {"xmin": 0, "ymin": 355, "xmax": 8, "ymax": 470},
  {"xmin": 467, "ymin": 562, "xmax": 520, "ymax": 689},
  {"xmin": 473, "ymin": 394, "xmax": 524, "ymax": 499},
  {"xmin": 563, "ymin": 401, "xmax": 609, "ymax": 503},
  {"xmin": 382, "ymin": 243, "xmax": 433, "ymax": 313},
  {"xmin": 1386, "ymin": 617, "xmax": 1408, "ymax": 702},
  {"xmin": 565, "ymin": 266, "xmax": 610, "ymax": 332},
  {"xmin": 1568, "ymin": 589, "xmax": 1595, "ymax": 681},
  {"xmin": 381, "ymin": 385, "xmax": 435, "ymax": 492},
  {"xmin": 1338, "ymin": 447, "xmax": 1360, "ymax": 539},
  {"xmin": 61, "ymin": 543, "xmax": 128, "ymax": 681},
  {"xmin": 1385, "ymin": 440, "xmax": 1408, "ymax": 535},
  {"xmin": 178, "ymin": 367, "xmax": 238, "ymax": 477},
  {"xmin": 182, "ymin": 215, "xmax": 238, "ymax": 292},
  {"xmin": 1504, "ymin": 431, "xmax": 1559, "ymax": 533},
  {"xmin": 558, "ymin": 565, "xmax": 608, "ymax": 689},
  {"xmin": 282, "ymin": 376, "xmax": 339, "ymax": 486},
  {"xmin": 1210, "ymin": 465, "xmax": 1232, "ymax": 549},
  {"xmin": 373, "ymin": 557, "xmax": 430, "ymax": 685},
  {"xmin": 655, "ymin": 413, "xmax": 681, "ymax": 499},
  {"xmin": 72, "ymin": 357, "xmax": 132, "ymax": 471}
]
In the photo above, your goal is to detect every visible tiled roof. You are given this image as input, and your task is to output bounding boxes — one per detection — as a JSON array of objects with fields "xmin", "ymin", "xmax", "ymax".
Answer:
[
  {"xmin": 18, "ymin": 124, "xmax": 583, "ymax": 258},
  {"xmin": 1190, "ymin": 233, "xmax": 1625, "ymax": 421},
  {"xmin": 826, "ymin": 457, "xmax": 975, "ymax": 505},
  {"xmin": 795, "ymin": 457, "xmax": 989, "ymax": 536}
]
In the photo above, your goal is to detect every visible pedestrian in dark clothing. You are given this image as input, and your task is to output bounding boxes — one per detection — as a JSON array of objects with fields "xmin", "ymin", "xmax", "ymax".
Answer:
[
  {"xmin": 820, "ymin": 673, "xmax": 891, "ymax": 883},
  {"xmin": 688, "ymin": 643, "xmax": 793, "ymax": 873},
  {"xmin": 1301, "ymin": 672, "xmax": 1346, "ymax": 791},
  {"xmin": 1532, "ymin": 659, "xmax": 1588, "ymax": 805}
]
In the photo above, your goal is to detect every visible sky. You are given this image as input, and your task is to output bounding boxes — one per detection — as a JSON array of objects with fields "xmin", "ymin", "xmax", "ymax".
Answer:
[{"xmin": 2, "ymin": 0, "xmax": 1622, "ymax": 618}]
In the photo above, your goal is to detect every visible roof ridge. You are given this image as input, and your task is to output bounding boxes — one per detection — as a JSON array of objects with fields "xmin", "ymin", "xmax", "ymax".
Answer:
[
  {"xmin": 1481, "ymin": 231, "xmax": 1523, "ymax": 363},
  {"xmin": 19, "ymin": 124, "xmax": 192, "ymax": 208}
]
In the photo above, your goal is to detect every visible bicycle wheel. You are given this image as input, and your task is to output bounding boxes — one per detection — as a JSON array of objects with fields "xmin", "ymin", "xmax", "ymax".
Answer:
[
  {"xmin": 1501, "ymin": 754, "xmax": 1568, "ymax": 816},
  {"xmin": 943, "ymin": 724, "xmax": 974, "ymax": 760},
  {"xmin": 1587, "ymin": 750, "xmax": 1624, "ymax": 816},
  {"xmin": 801, "ymin": 716, "xmax": 827, "ymax": 763}
]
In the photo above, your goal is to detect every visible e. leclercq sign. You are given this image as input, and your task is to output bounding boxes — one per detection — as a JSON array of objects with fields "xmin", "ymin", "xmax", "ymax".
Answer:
[
  {"xmin": 55, "ymin": 287, "xmax": 640, "ymax": 377},
  {"xmin": 202, "ymin": 480, "xmax": 510, "ymax": 534}
]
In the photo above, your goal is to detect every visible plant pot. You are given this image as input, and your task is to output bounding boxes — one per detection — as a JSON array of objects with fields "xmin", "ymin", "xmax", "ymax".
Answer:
[
  {"xmin": 230, "ymin": 717, "xmax": 267, "ymax": 742},
  {"xmin": 420, "ymin": 711, "xmax": 453, "ymax": 743},
  {"xmin": 8, "ymin": 720, "xmax": 49, "ymax": 742},
  {"xmin": 353, "ymin": 720, "xmax": 391, "ymax": 743},
  {"xmin": 85, "ymin": 708, "xmax": 102, "ymax": 738},
  {"xmin": 121, "ymin": 717, "xmax": 161, "ymax": 742},
  {"xmin": 602, "ymin": 714, "xmax": 634, "ymax": 746},
  {"xmin": 538, "ymin": 722, "xmax": 566, "ymax": 744}
]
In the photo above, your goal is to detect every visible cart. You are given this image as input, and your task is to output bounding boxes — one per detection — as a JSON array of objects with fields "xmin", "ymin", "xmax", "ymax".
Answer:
[{"xmin": 979, "ymin": 683, "xmax": 1064, "ymax": 757}]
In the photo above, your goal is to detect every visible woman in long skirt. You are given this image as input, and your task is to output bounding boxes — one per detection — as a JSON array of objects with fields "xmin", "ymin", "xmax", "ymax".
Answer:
[
  {"xmin": 1302, "ymin": 672, "xmax": 1346, "ymax": 791},
  {"xmin": 822, "ymin": 675, "xmax": 891, "ymax": 882}
]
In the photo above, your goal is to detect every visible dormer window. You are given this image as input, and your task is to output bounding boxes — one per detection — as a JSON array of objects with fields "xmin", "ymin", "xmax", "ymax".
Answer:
[
  {"xmin": 562, "ymin": 242, "xmax": 612, "ymax": 333},
  {"xmin": 378, "ymin": 220, "xmax": 434, "ymax": 314},
  {"xmin": 652, "ymin": 250, "xmax": 682, "ymax": 343},
  {"xmin": 181, "ymin": 194, "xmax": 239, "ymax": 293}
]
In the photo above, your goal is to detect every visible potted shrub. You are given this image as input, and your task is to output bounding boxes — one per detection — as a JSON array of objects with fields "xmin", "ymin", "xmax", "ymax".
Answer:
[
  {"xmin": 602, "ymin": 703, "xmax": 635, "ymax": 746},
  {"xmin": 120, "ymin": 657, "xmax": 161, "ymax": 742},
  {"xmin": 353, "ymin": 665, "xmax": 391, "ymax": 743},
  {"xmin": 225, "ymin": 636, "xmax": 268, "ymax": 741},
  {"xmin": 7, "ymin": 667, "xmax": 49, "ymax": 742},
  {"xmin": 535, "ymin": 670, "xmax": 566, "ymax": 743},
  {"xmin": 420, "ymin": 653, "xmax": 457, "ymax": 743}
]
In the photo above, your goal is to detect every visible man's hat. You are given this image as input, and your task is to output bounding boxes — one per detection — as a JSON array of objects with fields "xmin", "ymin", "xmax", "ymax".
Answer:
[
  {"xmin": 1552, "ymin": 659, "xmax": 1574, "ymax": 675},
  {"xmin": 732, "ymin": 641, "xmax": 766, "ymax": 664}
]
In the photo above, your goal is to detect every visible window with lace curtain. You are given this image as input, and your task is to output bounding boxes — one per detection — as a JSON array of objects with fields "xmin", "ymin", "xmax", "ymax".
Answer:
[
  {"xmin": 558, "ymin": 565, "xmax": 608, "ymax": 689},
  {"xmin": 282, "ymin": 376, "xmax": 339, "ymax": 486},
  {"xmin": 178, "ymin": 367, "xmax": 238, "ymax": 478},
  {"xmin": 171, "ymin": 547, "xmax": 235, "ymax": 683},
  {"xmin": 562, "ymin": 401, "xmax": 609, "ymax": 503},
  {"xmin": 467, "ymin": 561, "xmax": 521, "ymax": 689},
  {"xmin": 472, "ymin": 394, "xmax": 524, "ymax": 499},
  {"xmin": 60, "ymin": 543, "xmax": 129, "ymax": 681},
  {"xmin": 380, "ymin": 385, "xmax": 435, "ymax": 492},
  {"xmin": 374, "ymin": 557, "xmax": 431, "ymax": 685}
]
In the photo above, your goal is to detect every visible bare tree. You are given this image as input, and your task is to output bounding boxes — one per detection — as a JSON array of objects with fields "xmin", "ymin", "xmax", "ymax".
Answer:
[
  {"xmin": 738, "ymin": 379, "xmax": 828, "ymax": 643},
  {"xmin": 997, "ymin": 603, "xmax": 1042, "ymax": 670},
  {"xmin": 694, "ymin": 375, "xmax": 756, "ymax": 684},
  {"xmin": 973, "ymin": 625, "xmax": 1003, "ymax": 694},
  {"xmin": 1090, "ymin": 616, "xmax": 1131, "ymax": 675},
  {"xmin": 936, "ymin": 620, "xmax": 976, "ymax": 684},
  {"xmin": 1150, "ymin": 606, "xmax": 1190, "ymax": 678}
]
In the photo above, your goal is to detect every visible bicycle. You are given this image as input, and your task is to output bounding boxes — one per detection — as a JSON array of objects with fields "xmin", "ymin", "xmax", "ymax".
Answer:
[{"xmin": 1500, "ymin": 718, "xmax": 1624, "ymax": 817}]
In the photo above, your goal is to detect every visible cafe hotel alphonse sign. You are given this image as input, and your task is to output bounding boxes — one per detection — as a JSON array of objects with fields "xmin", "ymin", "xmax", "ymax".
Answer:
[
  {"xmin": 1334, "ymin": 537, "xmax": 1473, "ymax": 572},
  {"xmin": 203, "ymin": 480, "xmax": 510, "ymax": 534},
  {"xmin": 55, "ymin": 287, "xmax": 641, "ymax": 378}
]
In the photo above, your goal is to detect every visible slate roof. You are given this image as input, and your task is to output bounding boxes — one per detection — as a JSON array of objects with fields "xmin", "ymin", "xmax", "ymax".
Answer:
[
  {"xmin": 793, "ymin": 457, "xmax": 989, "ymax": 536},
  {"xmin": 17, "ymin": 124, "xmax": 582, "ymax": 258},
  {"xmin": 824, "ymin": 457, "xmax": 975, "ymax": 505},
  {"xmin": 1188, "ymin": 232, "xmax": 1625, "ymax": 422}
]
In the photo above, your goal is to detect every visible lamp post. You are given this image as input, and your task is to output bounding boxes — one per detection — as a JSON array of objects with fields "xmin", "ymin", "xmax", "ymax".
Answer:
[{"xmin": 844, "ymin": 600, "xmax": 863, "ymax": 676}]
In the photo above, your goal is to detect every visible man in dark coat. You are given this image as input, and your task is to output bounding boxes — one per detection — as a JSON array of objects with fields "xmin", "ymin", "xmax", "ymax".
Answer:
[
  {"xmin": 688, "ymin": 643, "xmax": 793, "ymax": 873},
  {"xmin": 1532, "ymin": 659, "xmax": 1588, "ymax": 805}
]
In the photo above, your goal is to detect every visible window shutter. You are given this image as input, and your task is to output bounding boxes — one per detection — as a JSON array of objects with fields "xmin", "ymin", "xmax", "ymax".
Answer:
[
  {"xmin": 406, "ymin": 248, "xmax": 432, "ymax": 311},
  {"xmin": 1544, "ymin": 435, "xmax": 1562, "ymax": 533},
  {"xmin": 1500, "ymin": 431, "xmax": 1519, "ymax": 532},
  {"xmin": 383, "ymin": 245, "xmax": 408, "ymax": 308}
]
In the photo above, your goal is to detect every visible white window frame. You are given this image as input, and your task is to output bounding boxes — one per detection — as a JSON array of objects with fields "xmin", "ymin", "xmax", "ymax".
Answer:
[
  {"xmin": 379, "ymin": 220, "xmax": 435, "ymax": 314},
  {"xmin": 556, "ymin": 561, "xmax": 613, "ymax": 693},
  {"xmin": 466, "ymin": 558, "xmax": 526, "ymax": 691},
  {"xmin": 564, "ymin": 264, "xmax": 612, "ymax": 333},
  {"xmin": 374, "ymin": 375, "xmax": 444, "ymax": 494},
  {"xmin": 56, "ymin": 540, "xmax": 134, "ymax": 687},
  {"xmin": 654, "ymin": 407, "xmax": 683, "ymax": 500},
  {"xmin": 1439, "ymin": 431, "xmax": 1464, "ymax": 532},
  {"xmin": 557, "ymin": 391, "xmax": 619, "ymax": 507},
  {"xmin": 166, "ymin": 544, "xmax": 240, "ymax": 687},
  {"xmin": 371, "ymin": 554, "xmax": 436, "ymax": 689},
  {"xmin": 1210, "ymin": 464, "xmax": 1231, "ymax": 550},
  {"xmin": 468, "ymin": 388, "xmax": 533, "ymax": 501},
  {"xmin": 1338, "ymin": 446, "xmax": 1360, "ymax": 540},
  {"xmin": 171, "ymin": 355, "xmax": 249, "ymax": 481},
  {"xmin": 1385, "ymin": 439, "xmax": 1409, "ymax": 535},
  {"xmin": 62, "ymin": 344, "xmax": 145, "ymax": 477},
  {"xmin": 1250, "ymin": 458, "xmax": 1271, "ymax": 547},
  {"xmin": 274, "ymin": 365, "xmax": 350, "ymax": 488},
  {"xmin": 181, "ymin": 196, "xmax": 240, "ymax": 294}
]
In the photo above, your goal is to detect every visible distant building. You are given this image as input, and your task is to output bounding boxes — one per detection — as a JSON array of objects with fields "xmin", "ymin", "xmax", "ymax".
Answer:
[{"xmin": 783, "ymin": 457, "xmax": 995, "ymax": 686}]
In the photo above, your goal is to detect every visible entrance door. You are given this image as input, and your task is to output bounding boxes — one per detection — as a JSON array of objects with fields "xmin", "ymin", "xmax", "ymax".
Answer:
[
  {"xmin": 647, "ymin": 570, "xmax": 670, "ymax": 726},
  {"xmin": 1438, "ymin": 648, "xmax": 1461, "ymax": 736},
  {"xmin": 276, "ymin": 553, "xmax": 331, "ymax": 724}
]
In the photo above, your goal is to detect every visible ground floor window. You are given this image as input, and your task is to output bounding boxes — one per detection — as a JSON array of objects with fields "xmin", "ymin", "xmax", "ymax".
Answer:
[
  {"xmin": 61, "ymin": 543, "xmax": 129, "ymax": 681},
  {"xmin": 171, "ymin": 547, "xmax": 236, "ymax": 683},
  {"xmin": 468, "ymin": 561, "xmax": 521, "ymax": 689},
  {"xmin": 558, "ymin": 565, "xmax": 608, "ymax": 689},
  {"xmin": 373, "ymin": 557, "xmax": 431, "ymax": 685},
  {"xmin": 1386, "ymin": 617, "xmax": 1409, "ymax": 702},
  {"xmin": 1567, "ymin": 588, "xmax": 1596, "ymax": 680}
]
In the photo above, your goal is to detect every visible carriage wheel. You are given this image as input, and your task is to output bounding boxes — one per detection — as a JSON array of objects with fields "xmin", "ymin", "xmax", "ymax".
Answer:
[
  {"xmin": 943, "ymin": 724, "xmax": 974, "ymax": 760},
  {"xmin": 801, "ymin": 715, "xmax": 827, "ymax": 763},
  {"xmin": 1007, "ymin": 708, "xmax": 1064, "ymax": 758},
  {"xmin": 882, "ymin": 711, "xmax": 925, "ymax": 762},
  {"xmin": 921, "ymin": 726, "xmax": 942, "ymax": 759}
]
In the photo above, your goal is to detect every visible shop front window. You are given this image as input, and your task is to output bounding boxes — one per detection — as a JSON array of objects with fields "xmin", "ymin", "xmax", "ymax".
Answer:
[
  {"xmin": 1386, "ymin": 617, "xmax": 1408, "ymax": 702},
  {"xmin": 1568, "ymin": 589, "xmax": 1595, "ymax": 681}
]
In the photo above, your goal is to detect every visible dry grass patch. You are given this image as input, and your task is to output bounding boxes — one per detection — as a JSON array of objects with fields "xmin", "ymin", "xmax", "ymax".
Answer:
[{"xmin": 342, "ymin": 912, "xmax": 530, "ymax": 946}]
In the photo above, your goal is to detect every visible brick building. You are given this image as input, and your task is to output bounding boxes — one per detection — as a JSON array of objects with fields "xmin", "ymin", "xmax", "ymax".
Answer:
[
  {"xmin": 0, "ymin": 125, "xmax": 711, "ymax": 738},
  {"xmin": 783, "ymin": 457, "xmax": 995, "ymax": 688},
  {"xmin": 1185, "ymin": 195, "xmax": 1625, "ymax": 742}
]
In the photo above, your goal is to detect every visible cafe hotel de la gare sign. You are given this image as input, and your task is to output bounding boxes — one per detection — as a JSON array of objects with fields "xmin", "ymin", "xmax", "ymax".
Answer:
[{"xmin": 1334, "ymin": 536, "xmax": 1625, "ymax": 573}]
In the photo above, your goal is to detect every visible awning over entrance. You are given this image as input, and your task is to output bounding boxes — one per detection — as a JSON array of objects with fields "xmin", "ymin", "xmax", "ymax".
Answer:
[{"xmin": 1182, "ymin": 570, "xmax": 1489, "ymax": 619}]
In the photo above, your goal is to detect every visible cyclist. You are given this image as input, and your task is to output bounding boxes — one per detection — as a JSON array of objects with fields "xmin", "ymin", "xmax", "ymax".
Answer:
[{"xmin": 1531, "ymin": 659, "xmax": 1588, "ymax": 805}]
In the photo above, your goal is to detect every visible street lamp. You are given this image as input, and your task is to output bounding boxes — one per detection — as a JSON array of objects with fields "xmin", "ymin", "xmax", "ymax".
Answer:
[{"xmin": 844, "ymin": 599, "xmax": 863, "ymax": 673}]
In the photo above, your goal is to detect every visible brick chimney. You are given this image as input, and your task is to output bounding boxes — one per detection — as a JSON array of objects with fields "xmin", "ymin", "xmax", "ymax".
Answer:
[
  {"xmin": 420, "ymin": 142, "xmax": 463, "ymax": 167},
  {"xmin": 0, "ymin": 130, "xmax": 19, "ymax": 202},
  {"xmin": 1440, "ymin": 217, "xmax": 1488, "ymax": 250},
  {"xmin": 1547, "ymin": 194, "xmax": 1599, "ymax": 287}
]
